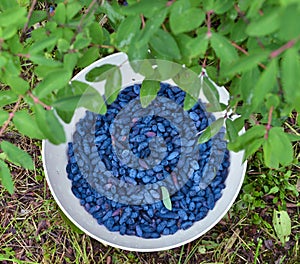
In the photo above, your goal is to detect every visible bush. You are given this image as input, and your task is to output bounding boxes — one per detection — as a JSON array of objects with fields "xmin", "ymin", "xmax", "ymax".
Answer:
[{"xmin": 0, "ymin": 0, "xmax": 299, "ymax": 193}]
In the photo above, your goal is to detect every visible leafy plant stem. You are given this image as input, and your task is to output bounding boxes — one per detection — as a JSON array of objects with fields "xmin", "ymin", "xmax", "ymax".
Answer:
[
  {"xmin": 206, "ymin": 10, "xmax": 214, "ymax": 38},
  {"xmin": 270, "ymin": 39, "xmax": 298, "ymax": 58},
  {"xmin": 231, "ymin": 41, "xmax": 266, "ymax": 69},
  {"xmin": 265, "ymin": 106, "xmax": 274, "ymax": 139},
  {"xmin": 140, "ymin": 14, "xmax": 145, "ymax": 29},
  {"xmin": 0, "ymin": 96, "xmax": 22, "ymax": 137},
  {"xmin": 28, "ymin": 91, "xmax": 52, "ymax": 110},
  {"xmin": 20, "ymin": 0, "xmax": 38, "ymax": 43}
]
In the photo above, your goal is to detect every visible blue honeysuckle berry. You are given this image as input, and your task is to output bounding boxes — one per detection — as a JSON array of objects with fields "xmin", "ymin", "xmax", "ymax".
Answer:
[{"xmin": 66, "ymin": 82, "xmax": 230, "ymax": 238}]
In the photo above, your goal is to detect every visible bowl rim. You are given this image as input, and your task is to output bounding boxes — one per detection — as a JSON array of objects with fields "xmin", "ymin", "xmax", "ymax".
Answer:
[{"xmin": 42, "ymin": 52, "xmax": 247, "ymax": 252}]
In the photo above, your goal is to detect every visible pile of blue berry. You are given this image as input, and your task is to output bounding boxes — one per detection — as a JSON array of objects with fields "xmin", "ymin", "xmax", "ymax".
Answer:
[{"xmin": 66, "ymin": 82, "xmax": 230, "ymax": 238}]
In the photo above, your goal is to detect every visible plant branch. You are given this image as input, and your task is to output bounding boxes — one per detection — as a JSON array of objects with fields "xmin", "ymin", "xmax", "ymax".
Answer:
[
  {"xmin": 231, "ymin": 41, "xmax": 266, "ymax": 69},
  {"xmin": 270, "ymin": 39, "xmax": 297, "ymax": 58},
  {"xmin": 140, "ymin": 14, "xmax": 146, "ymax": 29},
  {"xmin": 20, "ymin": 0, "xmax": 38, "ymax": 43},
  {"xmin": 265, "ymin": 106, "xmax": 274, "ymax": 139},
  {"xmin": 206, "ymin": 10, "xmax": 214, "ymax": 38},
  {"xmin": 28, "ymin": 91, "xmax": 52, "ymax": 110},
  {"xmin": 78, "ymin": 0, "xmax": 98, "ymax": 31},
  {"xmin": 0, "ymin": 96, "xmax": 22, "ymax": 137}
]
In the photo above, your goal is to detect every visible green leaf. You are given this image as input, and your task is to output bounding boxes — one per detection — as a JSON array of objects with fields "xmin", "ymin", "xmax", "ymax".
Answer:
[
  {"xmin": 286, "ymin": 133, "xmax": 300, "ymax": 142},
  {"xmin": 13, "ymin": 110, "xmax": 45, "ymax": 139},
  {"xmin": 214, "ymin": 0, "xmax": 233, "ymax": 14},
  {"xmin": 115, "ymin": 16, "xmax": 141, "ymax": 50},
  {"xmin": 0, "ymin": 141, "xmax": 34, "ymax": 170},
  {"xmin": 134, "ymin": 8, "xmax": 168, "ymax": 48},
  {"xmin": 202, "ymin": 77, "xmax": 222, "ymax": 112},
  {"xmin": 170, "ymin": 5, "xmax": 205, "ymax": 35},
  {"xmin": 246, "ymin": 10, "xmax": 280, "ymax": 36},
  {"xmin": 185, "ymin": 33, "xmax": 209, "ymax": 59},
  {"xmin": 0, "ymin": 90, "xmax": 18, "ymax": 107},
  {"xmin": 156, "ymin": 60, "xmax": 182, "ymax": 80},
  {"xmin": 161, "ymin": 186, "xmax": 172, "ymax": 211},
  {"xmin": 54, "ymin": 3, "xmax": 66, "ymax": 24},
  {"xmin": 281, "ymin": 48, "xmax": 300, "ymax": 111},
  {"xmin": 128, "ymin": 42, "xmax": 149, "ymax": 62},
  {"xmin": 278, "ymin": 3, "xmax": 300, "ymax": 41},
  {"xmin": 64, "ymin": 53, "xmax": 78, "ymax": 72},
  {"xmin": 77, "ymin": 46, "xmax": 99, "ymax": 68},
  {"xmin": 243, "ymin": 138, "xmax": 264, "ymax": 161},
  {"xmin": 0, "ymin": 110, "xmax": 8, "ymax": 126},
  {"xmin": 104, "ymin": 67, "xmax": 122, "ymax": 105},
  {"xmin": 228, "ymin": 125, "xmax": 265, "ymax": 152},
  {"xmin": 211, "ymin": 33, "xmax": 238, "ymax": 64},
  {"xmin": 29, "ymin": 36, "xmax": 57, "ymax": 54},
  {"xmin": 60, "ymin": 81, "xmax": 107, "ymax": 115},
  {"xmin": 173, "ymin": 67, "xmax": 200, "ymax": 99},
  {"xmin": 85, "ymin": 64, "xmax": 116, "ymax": 82},
  {"xmin": 183, "ymin": 93, "xmax": 198, "ymax": 111},
  {"xmin": 267, "ymin": 186, "xmax": 279, "ymax": 195},
  {"xmin": 198, "ymin": 118, "xmax": 224, "ymax": 144},
  {"xmin": 225, "ymin": 118, "xmax": 239, "ymax": 142},
  {"xmin": 263, "ymin": 127, "xmax": 293, "ymax": 168},
  {"xmin": 0, "ymin": 6, "xmax": 26, "ymax": 27},
  {"xmin": 57, "ymin": 38, "xmax": 70, "ymax": 53},
  {"xmin": 252, "ymin": 59, "xmax": 278, "ymax": 109},
  {"xmin": 5, "ymin": 75, "xmax": 29, "ymax": 94},
  {"xmin": 89, "ymin": 22, "xmax": 104, "ymax": 45},
  {"xmin": 224, "ymin": 52, "xmax": 269, "ymax": 76},
  {"xmin": 66, "ymin": 1, "xmax": 82, "ymax": 20},
  {"xmin": 0, "ymin": 0, "xmax": 18, "ymax": 10},
  {"xmin": 149, "ymin": 29, "xmax": 181, "ymax": 60},
  {"xmin": 34, "ymin": 105, "xmax": 66, "ymax": 145},
  {"xmin": 100, "ymin": 1, "xmax": 124, "ymax": 24},
  {"xmin": 122, "ymin": 0, "xmax": 166, "ymax": 18},
  {"xmin": 34, "ymin": 69, "xmax": 72, "ymax": 98},
  {"xmin": 230, "ymin": 19, "xmax": 247, "ymax": 43},
  {"xmin": 29, "ymin": 55, "xmax": 63, "ymax": 68},
  {"xmin": 28, "ymin": 10, "xmax": 47, "ymax": 28},
  {"xmin": 239, "ymin": 67, "xmax": 260, "ymax": 104},
  {"xmin": 140, "ymin": 80, "xmax": 160, "ymax": 108},
  {"xmin": 265, "ymin": 94, "xmax": 280, "ymax": 109},
  {"xmin": 0, "ymin": 159, "xmax": 14, "ymax": 194},
  {"xmin": 73, "ymin": 33, "xmax": 91, "ymax": 50},
  {"xmin": 273, "ymin": 210, "xmax": 291, "ymax": 245}
]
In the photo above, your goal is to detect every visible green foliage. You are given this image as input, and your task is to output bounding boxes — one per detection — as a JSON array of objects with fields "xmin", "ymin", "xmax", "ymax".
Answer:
[
  {"xmin": 0, "ymin": 0, "xmax": 299, "ymax": 200},
  {"xmin": 161, "ymin": 186, "xmax": 172, "ymax": 211},
  {"xmin": 273, "ymin": 210, "xmax": 292, "ymax": 245}
]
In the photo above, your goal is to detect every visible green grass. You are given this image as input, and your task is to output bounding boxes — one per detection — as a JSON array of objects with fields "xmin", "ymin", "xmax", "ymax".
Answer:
[{"xmin": 0, "ymin": 131, "xmax": 299, "ymax": 263}]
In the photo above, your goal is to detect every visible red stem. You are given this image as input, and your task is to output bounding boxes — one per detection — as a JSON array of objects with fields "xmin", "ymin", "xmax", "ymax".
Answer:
[
  {"xmin": 28, "ymin": 91, "xmax": 52, "ymax": 110},
  {"xmin": 270, "ymin": 39, "xmax": 297, "ymax": 58},
  {"xmin": 231, "ymin": 41, "xmax": 266, "ymax": 69},
  {"xmin": 0, "ymin": 96, "xmax": 22, "ymax": 137},
  {"xmin": 265, "ymin": 106, "xmax": 274, "ymax": 139},
  {"xmin": 206, "ymin": 10, "xmax": 213, "ymax": 38},
  {"xmin": 21, "ymin": 0, "xmax": 37, "ymax": 42}
]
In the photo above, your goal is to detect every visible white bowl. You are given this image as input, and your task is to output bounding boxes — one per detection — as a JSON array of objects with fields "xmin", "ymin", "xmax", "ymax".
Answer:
[{"xmin": 42, "ymin": 52, "xmax": 247, "ymax": 252}]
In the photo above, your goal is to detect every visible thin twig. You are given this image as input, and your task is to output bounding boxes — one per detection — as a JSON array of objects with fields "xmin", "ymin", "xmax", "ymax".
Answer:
[
  {"xmin": 206, "ymin": 10, "xmax": 213, "ymax": 38},
  {"xmin": 231, "ymin": 41, "xmax": 266, "ymax": 69},
  {"xmin": 21, "ymin": 0, "xmax": 38, "ymax": 43},
  {"xmin": 0, "ymin": 96, "xmax": 22, "ymax": 137},
  {"xmin": 71, "ymin": 0, "xmax": 99, "ymax": 45},
  {"xmin": 265, "ymin": 106, "xmax": 274, "ymax": 139},
  {"xmin": 140, "ymin": 14, "xmax": 145, "ymax": 29},
  {"xmin": 270, "ymin": 39, "xmax": 297, "ymax": 58},
  {"xmin": 28, "ymin": 91, "xmax": 51, "ymax": 110},
  {"xmin": 78, "ymin": 0, "xmax": 98, "ymax": 31}
]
